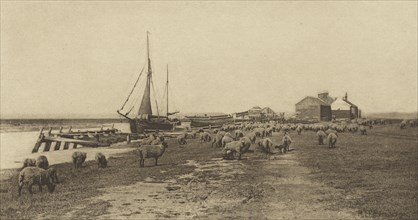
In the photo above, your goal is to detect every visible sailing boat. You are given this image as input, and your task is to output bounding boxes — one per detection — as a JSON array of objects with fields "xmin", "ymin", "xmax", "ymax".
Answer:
[{"xmin": 117, "ymin": 33, "xmax": 179, "ymax": 133}]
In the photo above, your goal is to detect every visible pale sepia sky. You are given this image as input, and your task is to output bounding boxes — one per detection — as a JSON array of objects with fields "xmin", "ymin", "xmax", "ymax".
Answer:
[{"xmin": 1, "ymin": 1, "xmax": 417, "ymax": 118}]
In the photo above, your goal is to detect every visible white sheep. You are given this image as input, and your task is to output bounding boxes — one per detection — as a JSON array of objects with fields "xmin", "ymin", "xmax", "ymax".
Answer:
[{"xmin": 136, "ymin": 144, "xmax": 168, "ymax": 167}]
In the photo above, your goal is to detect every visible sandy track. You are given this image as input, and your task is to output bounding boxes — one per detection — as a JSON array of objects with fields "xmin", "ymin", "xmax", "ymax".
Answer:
[{"xmin": 65, "ymin": 151, "xmax": 363, "ymax": 219}]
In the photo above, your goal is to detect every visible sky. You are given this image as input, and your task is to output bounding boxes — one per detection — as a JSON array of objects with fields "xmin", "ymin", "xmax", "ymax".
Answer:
[{"xmin": 1, "ymin": 1, "xmax": 417, "ymax": 118}]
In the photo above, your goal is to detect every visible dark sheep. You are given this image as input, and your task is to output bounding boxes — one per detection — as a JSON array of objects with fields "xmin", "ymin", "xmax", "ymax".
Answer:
[
  {"xmin": 36, "ymin": 155, "xmax": 49, "ymax": 170},
  {"xmin": 22, "ymin": 158, "xmax": 36, "ymax": 170},
  {"xmin": 95, "ymin": 153, "xmax": 107, "ymax": 168},
  {"xmin": 18, "ymin": 167, "xmax": 56, "ymax": 196},
  {"xmin": 72, "ymin": 152, "xmax": 87, "ymax": 169}
]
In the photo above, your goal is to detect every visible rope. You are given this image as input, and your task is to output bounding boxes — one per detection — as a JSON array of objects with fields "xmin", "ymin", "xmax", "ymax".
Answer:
[{"xmin": 120, "ymin": 65, "xmax": 145, "ymax": 111}]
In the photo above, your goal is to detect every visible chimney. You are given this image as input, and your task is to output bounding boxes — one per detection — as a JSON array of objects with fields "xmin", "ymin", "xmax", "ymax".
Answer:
[
  {"xmin": 344, "ymin": 92, "xmax": 348, "ymax": 101},
  {"xmin": 318, "ymin": 91, "xmax": 329, "ymax": 100}
]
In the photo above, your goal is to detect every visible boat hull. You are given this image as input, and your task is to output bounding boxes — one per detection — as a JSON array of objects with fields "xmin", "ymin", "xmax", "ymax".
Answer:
[
  {"xmin": 188, "ymin": 117, "xmax": 234, "ymax": 128},
  {"xmin": 129, "ymin": 119, "xmax": 176, "ymax": 133}
]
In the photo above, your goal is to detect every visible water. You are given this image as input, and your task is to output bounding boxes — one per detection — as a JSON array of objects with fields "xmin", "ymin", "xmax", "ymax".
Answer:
[{"xmin": 0, "ymin": 123, "xmax": 131, "ymax": 170}]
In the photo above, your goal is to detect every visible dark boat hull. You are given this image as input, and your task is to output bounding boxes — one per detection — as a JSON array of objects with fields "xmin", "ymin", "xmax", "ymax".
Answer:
[
  {"xmin": 188, "ymin": 117, "xmax": 234, "ymax": 127},
  {"xmin": 129, "ymin": 119, "xmax": 176, "ymax": 133}
]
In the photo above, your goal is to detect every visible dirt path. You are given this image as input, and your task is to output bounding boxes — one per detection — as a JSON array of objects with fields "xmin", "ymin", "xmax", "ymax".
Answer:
[{"xmin": 63, "ymin": 150, "xmax": 363, "ymax": 219}]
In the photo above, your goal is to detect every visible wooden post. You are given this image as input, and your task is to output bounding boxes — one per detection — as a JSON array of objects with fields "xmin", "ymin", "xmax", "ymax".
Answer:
[
  {"xmin": 73, "ymin": 143, "xmax": 78, "ymax": 149},
  {"xmin": 63, "ymin": 142, "xmax": 70, "ymax": 150},
  {"xmin": 32, "ymin": 128, "xmax": 45, "ymax": 153},
  {"xmin": 127, "ymin": 134, "xmax": 131, "ymax": 144},
  {"xmin": 44, "ymin": 141, "xmax": 52, "ymax": 152},
  {"xmin": 47, "ymin": 127, "xmax": 52, "ymax": 136},
  {"xmin": 59, "ymin": 127, "xmax": 63, "ymax": 133},
  {"xmin": 54, "ymin": 141, "xmax": 61, "ymax": 150},
  {"xmin": 69, "ymin": 126, "xmax": 72, "ymax": 133}
]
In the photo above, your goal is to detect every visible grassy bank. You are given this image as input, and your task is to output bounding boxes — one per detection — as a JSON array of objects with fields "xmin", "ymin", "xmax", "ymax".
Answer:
[{"xmin": 295, "ymin": 125, "xmax": 418, "ymax": 219}]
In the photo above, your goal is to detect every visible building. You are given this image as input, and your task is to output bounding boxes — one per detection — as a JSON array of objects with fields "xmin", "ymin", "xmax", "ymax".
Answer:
[
  {"xmin": 260, "ymin": 107, "xmax": 276, "ymax": 118},
  {"xmin": 295, "ymin": 94, "xmax": 333, "ymax": 121},
  {"xmin": 244, "ymin": 106, "xmax": 281, "ymax": 122},
  {"xmin": 295, "ymin": 91, "xmax": 360, "ymax": 121},
  {"xmin": 331, "ymin": 93, "xmax": 359, "ymax": 120}
]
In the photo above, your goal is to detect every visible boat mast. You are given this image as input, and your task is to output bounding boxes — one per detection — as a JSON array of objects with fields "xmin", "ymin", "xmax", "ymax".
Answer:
[
  {"xmin": 137, "ymin": 32, "xmax": 153, "ymax": 117},
  {"xmin": 166, "ymin": 64, "xmax": 169, "ymax": 117}
]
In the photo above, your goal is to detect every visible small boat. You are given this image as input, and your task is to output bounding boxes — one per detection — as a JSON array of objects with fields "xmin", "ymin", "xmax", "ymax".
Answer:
[
  {"xmin": 186, "ymin": 110, "xmax": 251, "ymax": 127},
  {"xmin": 117, "ymin": 33, "xmax": 180, "ymax": 134}
]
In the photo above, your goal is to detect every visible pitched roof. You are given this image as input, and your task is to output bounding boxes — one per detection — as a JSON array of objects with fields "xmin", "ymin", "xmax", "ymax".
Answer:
[
  {"xmin": 296, "ymin": 96, "xmax": 330, "ymax": 106},
  {"xmin": 319, "ymin": 96, "xmax": 336, "ymax": 105},
  {"xmin": 343, "ymin": 99, "xmax": 357, "ymax": 107}
]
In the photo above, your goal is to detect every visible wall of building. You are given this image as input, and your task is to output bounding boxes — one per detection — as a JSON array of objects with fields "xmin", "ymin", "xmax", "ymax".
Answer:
[
  {"xmin": 296, "ymin": 105, "xmax": 321, "ymax": 120},
  {"xmin": 332, "ymin": 110, "xmax": 351, "ymax": 119}
]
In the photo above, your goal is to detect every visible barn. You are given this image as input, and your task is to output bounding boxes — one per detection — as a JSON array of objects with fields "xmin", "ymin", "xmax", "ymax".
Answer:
[
  {"xmin": 295, "ymin": 91, "xmax": 334, "ymax": 121},
  {"xmin": 331, "ymin": 93, "xmax": 359, "ymax": 120}
]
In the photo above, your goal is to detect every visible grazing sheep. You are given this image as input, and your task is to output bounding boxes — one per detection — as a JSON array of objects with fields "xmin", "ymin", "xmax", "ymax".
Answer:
[
  {"xmin": 296, "ymin": 126, "xmax": 302, "ymax": 135},
  {"xmin": 95, "ymin": 153, "xmax": 107, "ymax": 168},
  {"xmin": 48, "ymin": 167, "xmax": 59, "ymax": 184},
  {"xmin": 359, "ymin": 126, "xmax": 367, "ymax": 135},
  {"xmin": 256, "ymin": 138, "xmax": 273, "ymax": 154},
  {"xmin": 316, "ymin": 130, "xmax": 326, "ymax": 145},
  {"xmin": 177, "ymin": 134, "xmax": 187, "ymax": 145},
  {"xmin": 190, "ymin": 131, "xmax": 197, "ymax": 138},
  {"xmin": 136, "ymin": 144, "xmax": 168, "ymax": 167},
  {"xmin": 222, "ymin": 141, "xmax": 244, "ymax": 160},
  {"xmin": 282, "ymin": 133, "xmax": 292, "ymax": 152},
  {"xmin": 327, "ymin": 133, "xmax": 338, "ymax": 148},
  {"xmin": 200, "ymin": 132, "xmax": 212, "ymax": 143},
  {"xmin": 72, "ymin": 152, "xmax": 87, "ymax": 169},
  {"xmin": 234, "ymin": 130, "xmax": 244, "ymax": 140},
  {"xmin": 274, "ymin": 144, "xmax": 287, "ymax": 154},
  {"xmin": 239, "ymin": 137, "xmax": 252, "ymax": 153},
  {"xmin": 212, "ymin": 133, "xmax": 224, "ymax": 148},
  {"xmin": 18, "ymin": 167, "xmax": 56, "ymax": 196},
  {"xmin": 245, "ymin": 132, "xmax": 257, "ymax": 144},
  {"xmin": 22, "ymin": 158, "xmax": 36, "ymax": 170},
  {"xmin": 221, "ymin": 135, "xmax": 234, "ymax": 147},
  {"xmin": 400, "ymin": 120, "xmax": 407, "ymax": 129},
  {"xmin": 36, "ymin": 155, "xmax": 49, "ymax": 170}
]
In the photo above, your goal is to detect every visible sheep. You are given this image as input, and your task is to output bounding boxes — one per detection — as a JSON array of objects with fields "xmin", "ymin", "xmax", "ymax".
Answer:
[
  {"xmin": 265, "ymin": 128, "xmax": 273, "ymax": 136},
  {"xmin": 359, "ymin": 126, "xmax": 367, "ymax": 135},
  {"xmin": 296, "ymin": 126, "xmax": 302, "ymax": 135},
  {"xmin": 245, "ymin": 132, "xmax": 257, "ymax": 144},
  {"xmin": 22, "ymin": 158, "xmax": 36, "ymax": 170},
  {"xmin": 221, "ymin": 135, "xmax": 234, "ymax": 147},
  {"xmin": 316, "ymin": 130, "xmax": 326, "ymax": 145},
  {"xmin": 239, "ymin": 137, "xmax": 252, "ymax": 153},
  {"xmin": 200, "ymin": 132, "xmax": 212, "ymax": 143},
  {"xmin": 400, "ymin": 120, "xmax": 407, "ymax": 129},
  {"xmin": 234, "ymin": 130, "xmax": 244, "ymax": 140},
  {"xmin": 274, "ymin": 144, "xmax": 287, "ymax": 154},
  {"xmin": 256, "ymin": 138, "xmax": 273, "ymax": 154},
  {"xmin": 327, "ymin": 133, "xmax": 338, "ymax": 148},
  {"xmin": 95, "ymin": 153, "xmax": 107, "ymax": 168},
  {"xmin": 177, "ymin": 134, "xmax": 187, "ymax": 145},
  {"xmin": 282, "ymin": 133, "xmax": 292, "ymax": 152},
  {"xmin": 136, "ymin": 144, "xmax": 167, "ymax": 167},
  {"xmin": 222, "ymin": 141, "xmax": 244, "ymax": 160},
  {"xmin": 190, "ymin": 131, "xmax": 197, "ymax": 138},
  {"xmin": 36, "ymin": 155, "xmax": 49, "ymax": 170},
  {"xmin": 18, "ymin": 167, "xmax": 56, "ymax": 196},
  {"xmin": 212, "ymin": 133, "xmax": 224, "ymax": 148},
  {"xmin": 72, "ymin": 152, "xmax": 87, "ymax": 169}
]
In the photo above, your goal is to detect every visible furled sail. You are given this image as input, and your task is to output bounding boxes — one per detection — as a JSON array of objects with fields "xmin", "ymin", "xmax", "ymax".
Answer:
[{"xmin": 138, "ymin": 58, "xmax": 153, "ymax": 116}]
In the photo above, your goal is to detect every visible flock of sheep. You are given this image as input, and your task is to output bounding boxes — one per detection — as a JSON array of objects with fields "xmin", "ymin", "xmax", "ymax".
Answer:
[
  {"xmin": 17, "ymin": 117, "xmax": 413, "ymax": 196},
  {"xmin": 18, "ymin": 151, "xmax": 107, "ymax": 196}
]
